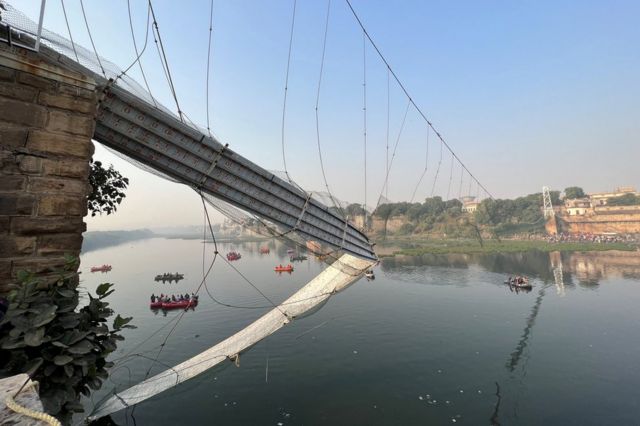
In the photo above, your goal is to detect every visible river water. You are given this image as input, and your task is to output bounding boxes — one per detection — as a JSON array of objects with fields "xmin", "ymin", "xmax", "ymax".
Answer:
[{"xmin": 79, "ymin": 238, "xmax": 640, "ymax": 425}]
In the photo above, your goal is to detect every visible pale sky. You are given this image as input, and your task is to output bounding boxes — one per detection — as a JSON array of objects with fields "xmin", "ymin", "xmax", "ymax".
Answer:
[{"xmin": 15, "ymin": 1, "xmax": 640, "ymax": 231}]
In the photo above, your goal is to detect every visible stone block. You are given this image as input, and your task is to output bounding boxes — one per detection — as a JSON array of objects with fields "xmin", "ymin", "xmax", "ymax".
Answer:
[
  {"xmin": 0, "ymin": 235, "xmax": 36, "ymax": 257},
  {"xmin": 11, "ymin": 257, "xmax": 67, "ymax": 276},
  {"xmin": 0, "ymin": 66, "xmax": 15, "ymax": 81},
  {"xmin": 58, "ymin": 83, "xmax": 96, "ymax": 100},
  {"xmin": 38, "ymin": 195, "xmax": 86, "ymax": 216},
  {"xmin": 29, "ymin": 176, "xmax": 88, "ymax": 195},
  {"xmin": 38, "ymin": 233, "xmax": 83, "ymax": 255},
  {"xmin": 11, "ymin": 216, "xmax": 86, "ymax": 235},
  {"xmin": 0, "ymin": 81, "xmax": 38, "ymax": 102},
  {"xmin": 0, "ymin": 98, "xmax": 47, "ymax": 128},
  {"xmin": 39, "ymin": 92, "xmax": 96, "ymax": 115},
  {"xmin": 0, "ymin": 128, "xmax": 28, "ymax": 148},
  {"xmin": 0, "ymin": 151, "xmax": 20, "ymax": 174},
  {"xmin": 0, "ymin": 217, "xmax": 9, "ymax": 234},
  {"xmin": 0, "ymin": 175, "xmax": 25, "ymax": 191},
  {"xmin": 0, "ymin": 194, "xmax": 35, "ymax": 215},
  {"xmin": 16, "ymin": 71, "xmax": 57, "ymax": 91},
  {"xmin": 0, "ymin": 260, "xmax": 10, "ymax": 280},
  {"xmin": 46, "ymin": 110, "xmax": 95, "ymax": 138},
  {"xmin": 27, "ymin": 130, "xmax": 92, "ymax": 158},
  {"xmin": 17, "ymin": 155, "xmax": 42, "ymax": 175},
  {"xmin": 42, "ymin": 158, "xmax": 90, "ymax": 179}
]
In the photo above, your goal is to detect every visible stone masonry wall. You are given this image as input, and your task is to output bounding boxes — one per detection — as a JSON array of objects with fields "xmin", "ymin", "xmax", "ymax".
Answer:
[{"xmin": 0, "ymin": 45, "xmax": 97, "ymax": 294}]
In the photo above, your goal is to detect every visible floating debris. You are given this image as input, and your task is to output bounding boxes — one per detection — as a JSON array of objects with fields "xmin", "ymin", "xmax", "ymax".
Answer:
[
  {"xmin": 418, "ymin": 396, "xmax": 423, "ymax": 400},
  {"xmin": 353, "ymin": 350, "xmax": 358, "ymax": 354}
]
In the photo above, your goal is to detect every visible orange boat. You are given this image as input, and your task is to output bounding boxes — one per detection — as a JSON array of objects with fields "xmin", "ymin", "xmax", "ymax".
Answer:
[
  {"xmin": 91, "ymin": 264, "xmax": 112, "ymax": 273},
  {"xmin": 274, "ymin": 264, "xmax": 294, "ymax": 273}
]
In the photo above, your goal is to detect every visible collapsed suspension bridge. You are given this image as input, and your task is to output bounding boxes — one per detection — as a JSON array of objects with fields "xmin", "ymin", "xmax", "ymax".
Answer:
[{"xmin": 0, "ymin": 1, "xmax": 492, "ymax": 420}]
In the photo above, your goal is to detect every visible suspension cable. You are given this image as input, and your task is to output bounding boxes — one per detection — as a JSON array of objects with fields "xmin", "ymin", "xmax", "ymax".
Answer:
[
  {"xmin": 345, "ymin": 0, "xmax": 494, "ymax": 199},
  {"xmin": 79, "ymin": 0, "xmax": 106, "ymax": 77},
  {"xmin": 60, "ymin": 0, "xmax": 79, "ymax": 62},
  {"xmin": 281, "ymin": 0, "xmax": 297, "ymax": 178},
  {"xmin": 205, "ymin": 0, "xmax": 215, "ymax": 136},
  {"xmin": 126, "ymin": 0, "xmax": 157, "ymax": 107}
]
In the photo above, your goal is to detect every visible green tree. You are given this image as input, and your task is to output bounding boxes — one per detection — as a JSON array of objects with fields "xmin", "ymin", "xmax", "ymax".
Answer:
[
  {"xmin": 88, "ymin": 160, "xmax": 129, "ymax": 217},
  {"xmin": 564, "ymin": 186, "xmax": 585, "ymax": 200},
  {"xmin": 607, "ymin": 193, "xmax": 640, "ymax": 206},
  {"xmin": 374, "ymin": 204, "xmax": 395, "ymax": 240},
  {"xmin": 345, "ymin": 203, "xmax": 366, "ymax": 217}
]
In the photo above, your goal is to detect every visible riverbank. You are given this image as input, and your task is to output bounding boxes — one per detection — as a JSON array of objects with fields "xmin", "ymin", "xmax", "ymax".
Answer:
[{"xmin": 376, "ymin": 238, "xmax": 637, "ymax": 257}]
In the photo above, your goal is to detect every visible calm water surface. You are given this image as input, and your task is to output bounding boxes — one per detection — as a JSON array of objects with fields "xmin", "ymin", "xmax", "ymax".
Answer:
[{"xmin": 79, "ymin": 238, "xmax": 640, "ymax": 425}]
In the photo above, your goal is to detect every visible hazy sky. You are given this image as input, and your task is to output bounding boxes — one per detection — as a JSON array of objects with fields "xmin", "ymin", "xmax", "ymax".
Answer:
[{"xmin": 16, "ymin": 0, "xmax": 640, "ymax": 231}]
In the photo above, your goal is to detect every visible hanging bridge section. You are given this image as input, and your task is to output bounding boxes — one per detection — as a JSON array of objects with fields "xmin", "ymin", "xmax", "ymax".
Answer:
[
  {"xmin": 93, "ymin": 84, "xmax": 377, "ymax": 262},
  {"xmin": 0, "ymin": 3, "xmax": 376, "ymax": 263}
]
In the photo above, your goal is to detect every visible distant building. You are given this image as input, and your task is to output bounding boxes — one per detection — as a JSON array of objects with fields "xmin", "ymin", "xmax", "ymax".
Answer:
[
  {"xmin": 565, "ymin": 198, "xmax": 591, "ymax": 216},
  {"xmin": 588, "ymin": 186, "xmax": 638, "ymax": 206},
  {"xmin": 551, "ymin": 185, "xmax": 640, "ymax": 234},
  {"xmin": 461, "ymin": 196, "xmax": 479, "ymax": 213}
]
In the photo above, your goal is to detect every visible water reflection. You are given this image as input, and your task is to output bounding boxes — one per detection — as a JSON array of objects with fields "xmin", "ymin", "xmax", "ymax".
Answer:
[
  {"xmin": 381, "ymin": 249, "xmax": 640, "ymax": 288},
  {"xmin": 506, "ymin": 286, "xmax": 547, "ymax": 373}
]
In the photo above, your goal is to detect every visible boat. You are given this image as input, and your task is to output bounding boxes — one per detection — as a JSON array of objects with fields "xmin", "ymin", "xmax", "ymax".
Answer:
[
  {"xmin": 259, "ymin": 246, "xmax": 270, "ymax": 254},
  {"xmin": 150, "ymin": 297, "xmax": 198, "ymax": 310},
  {"xmin": 365, "ymin": 270, "xmax": 375, "ymax": 280},
  {"xmin": 154, "ymin": 273, "xmax": 184, "ymax": 282},
  {"xmin": 274, "ymin": 264, "xmax": 294, "ymax": 273},
  {"xmin": 290, "ymin": 254, "xmax": 308, "ymax": 262},
  {"xmin": 504, "ymin": 277, "xmax": 532, "ymax": 288},
  {"xmin": 91, "ymin": 264, "xmax": 112, "ymax": 273},
  {"xmin": 227, "ymin": 251, "xmax": 242, "ymax": 261}
]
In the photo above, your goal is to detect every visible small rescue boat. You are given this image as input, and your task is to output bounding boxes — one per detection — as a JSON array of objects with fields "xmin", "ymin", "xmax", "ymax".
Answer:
[
  {"xmin": 91, "ymin": 264, "xmax": 112, "ymax": 273},
  {"xmin": 227, "ymin": 251, "xmax": 242, "ymax": 261},
  {"xmin": 274, "ymin": 264, "xmax": 294, "ymax": 273},
  {"xmin": 150, "ymin": 298, "xmax": 198, "ymax": 310}
]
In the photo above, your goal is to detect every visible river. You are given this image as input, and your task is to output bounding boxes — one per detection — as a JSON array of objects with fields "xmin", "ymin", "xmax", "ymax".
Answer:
[{"xmin": 78, "ymin": 238, "xmax": 640, "ymax": 425}]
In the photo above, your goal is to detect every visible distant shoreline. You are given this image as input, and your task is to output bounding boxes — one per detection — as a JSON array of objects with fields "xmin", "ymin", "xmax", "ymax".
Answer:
[{"xmin": 376, "ymin": 238, "xmax": 637, "ymax": 257}]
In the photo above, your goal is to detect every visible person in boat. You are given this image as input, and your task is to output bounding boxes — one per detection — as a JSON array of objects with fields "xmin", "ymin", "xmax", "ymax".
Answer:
[
  {"xmin": 151, "ymin": 294, "xmax": 156, "ymax": 303},
  {"xmin": 184, "ymin": 293, "xmax": 190, "ymax": 300}
]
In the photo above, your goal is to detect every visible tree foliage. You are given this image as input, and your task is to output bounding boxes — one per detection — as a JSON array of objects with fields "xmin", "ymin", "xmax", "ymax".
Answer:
[
  {"xmin": 475, "ymin": 193, "xmax": 545, "ymax": 227},
  {"xmin": 564, "ymin": 186, "xmax": 585, "ymax": 200},
  {"xmin": 88, "ymin": 160, "xmax": 129, "ymax": 217},
  {"xmin": 607, "ymin": 193, "xmax": 640, "ymax": 206},
  {"xmin": 0, "ymin": 258, "xmax": 134, "ymax": 421}
]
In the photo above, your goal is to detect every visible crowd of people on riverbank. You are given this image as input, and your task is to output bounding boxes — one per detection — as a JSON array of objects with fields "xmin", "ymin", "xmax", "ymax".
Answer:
[{"xmin": 546, "ymin": 233, "xmax": 638, "ymax": 244}]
